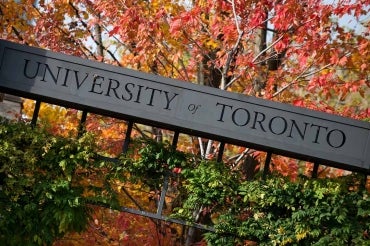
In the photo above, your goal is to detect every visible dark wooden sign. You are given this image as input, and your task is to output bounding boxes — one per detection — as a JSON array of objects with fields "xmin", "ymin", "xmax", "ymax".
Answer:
[{"xmin": 0, "ymin": 39, "xmax": 369, "ymax": 173}]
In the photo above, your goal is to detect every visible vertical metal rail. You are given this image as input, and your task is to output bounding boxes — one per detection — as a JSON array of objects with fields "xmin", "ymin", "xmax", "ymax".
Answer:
[
  {"xmin": 361, "ymin": 174, "xmax": 368, "ymax": 190},
  {"xmin": 31, "ymin": 100, "xmax": 41, "ymax": 127},
  {"xmin": 122, "ymin": 121, "xmax": 134, "ymax": 153},
  {"xmin": 312, "ymin": 162, "xmax": 319, "ymax": 178},
  {"xmin": 262, "ymin": 152, "xmax": 272, "ymax": 179},
  {"xmin": 120, "ymin": 120, "xmax": 145, "ymax": 211},
  {"xmin": 217, "ymin": 142, "xmax": 225, "ymax": 163},
  {"xmin": 156, "ymin": 175, "xmax": 169, "ymax": 215},
  {"xmin": 172, "ymin": 131, "xmax": 179, "ymax": 149},
  {"xmin": 78, "ymin": 110, "xmax": 88, "ymax": 136},
  {"xmin": 156, "ymin": 131, "xmax": 180, "ymax": 216}
]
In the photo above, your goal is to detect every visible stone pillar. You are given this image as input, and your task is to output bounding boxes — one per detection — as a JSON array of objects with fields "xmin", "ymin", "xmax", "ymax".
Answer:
[{"xmin": 0, "ymin": 94, "xmax": 23, "ymax": 120}]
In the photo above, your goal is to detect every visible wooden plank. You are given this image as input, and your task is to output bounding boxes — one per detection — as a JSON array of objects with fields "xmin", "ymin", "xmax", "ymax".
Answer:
[{"xmin": 0, "ymin": 39, "xmax": 369, "ymax": 173}]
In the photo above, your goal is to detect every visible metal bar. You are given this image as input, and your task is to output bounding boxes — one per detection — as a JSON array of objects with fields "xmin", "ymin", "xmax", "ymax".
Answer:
[
  {"xmin": 3, "ymin": 39, "xmax": 370, "ymax": 174},
  {"xmin": 361, "ymin": 174, "xmax": 368, "ymax": 190},
  {"xmin": 312, "ymin": 162, "xmax": 319, "ymax": 178},
  {"xmin": 78, "ymin": 110, "xmax": 88, "ymax": 136},
  {"xmin": 121, "ymin": 186, "xmax": 144, "ymax": 210},
  {"xmin": 95, "ymin": 154, "xmax": 119, "ymax": 163},
  {"xmin": 156, "ymin": 175, "xmax": 169, "ymax": 216},
  {"xmin": 31, "ymin": 100, "xmax": 41, "ymax": 127},
  {"xmin": 80, "ymin": 110, "xmax": 88, "ymax": 124},
  {"xmin": 122, "ymin": 121, "xmax": 134, "ymax": 153},
  {"xmin": 156, "ymin": 131, "xmax": 179, "ymax": 216},
  {"xmin": 262, "ymin": 152, "xmax": 272, "ymax": 179},
  {"xmin": 217, "ymin": 142, "xmax": 225, "ymax": 163},
  {"xmin": 120, "ymin": 207, "xmax": 215, "ymax": 232},
  {"xmin": 172, "ymin": 131, "xmax": 179, "ymax": 149}
]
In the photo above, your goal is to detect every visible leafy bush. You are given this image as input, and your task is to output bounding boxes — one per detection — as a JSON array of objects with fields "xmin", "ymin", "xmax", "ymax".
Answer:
[
  {"xmin": 205, "ymin": 175, "xmax": 370, "ymax": 245},
  {"xmin": 118, "ymin": 138, "xmax": 370, "ymax": 245},
  {"xmin": 174, "ymin": 160, "xmax": 239, "ymax": 221},
  {"xmin": 120, "ymin": 138, "xmax": 189, "ymax": 190},
  {"xmin": 5, "ymin": 119, "xmax": 366, "ymax": 246},
  {"xmin": 0, "ymin": 118, "xmax": 116, "ymax": 245}
]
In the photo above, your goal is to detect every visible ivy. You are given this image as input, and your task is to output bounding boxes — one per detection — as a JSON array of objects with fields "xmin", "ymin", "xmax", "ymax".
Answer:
[
  {"xmin": 2, "ymin": 118, "xmax": 367, "ymax": 245},
  {"xmin": 0, "ymin": 118, "xmax": 121, "ymax": 245},
  {"xmin": 204, "ymin": 175, "xmax": 370, "ymax": 246},
  {"xmin": 174, "ymin": 160, "xmax": 239, "ymax": 220},
  {"xmin": 118, "ymin": 138, "xmax": 369, "ymax": 245},
  {"xmin": 120, "ymin": 138, "xmax": 189, "ymax": 190}
]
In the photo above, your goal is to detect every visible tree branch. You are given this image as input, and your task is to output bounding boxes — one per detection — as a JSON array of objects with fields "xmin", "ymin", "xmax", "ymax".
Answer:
[
  {"xmin": 30, "ymin": 3, "xmax": 95, "ymax": 59},
  {"xmin": 252, "ymin": 34, "xmax": 284, "ymax": 63},
  {"xmin": 224, "ymin": 74, "xmax": 241, "ymax": 90},
  {"xmin": 148, "ymin": 35, "xmax": 190, "ymax": 81},
  {"xmin": 68, "ymin": 2, "xmax": 122, "ymax": 65},
  {"xmin": 0, "ymin": 4, "xmax": 29, "ymax": 45},
  {"xmin": 221, "ymin": 0, "xmax": 244, "ymax": 90},
  {"xmin": 271, "ymin": 63, "xmax": 333, "ymax": 98}
]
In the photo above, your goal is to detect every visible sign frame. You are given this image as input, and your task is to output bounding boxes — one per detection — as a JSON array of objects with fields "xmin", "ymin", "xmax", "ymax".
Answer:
[{"xmin": 0, "ymin": 39, "xmax": 369, "ymax": 173}]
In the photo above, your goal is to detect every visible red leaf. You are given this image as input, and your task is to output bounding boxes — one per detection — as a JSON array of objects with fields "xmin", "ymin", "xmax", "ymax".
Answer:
[
  {"xmin": 173, "ymin": 167, "xmax": 182, "ymax": 174},
  {"xmin": 169, "ymin": 18, "xmax": 183, "ymax": 34},
  {"xmin": 109, "ymin": 26, "xmax": 120, "ymax": 37},
  {"xmin": 338, "ymin": 56, "xmax": 348, "ymax": 66},
  {"xmin": 330, "ymin": 53, "xmax": 339, "ymax": 64},
  {"xmin": 293, "ymin": 99, "xmax": 304, "ymax": 107}
]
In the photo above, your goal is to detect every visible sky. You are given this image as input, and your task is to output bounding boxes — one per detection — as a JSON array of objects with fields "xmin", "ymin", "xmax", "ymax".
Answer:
[{"xmin": 324, "ymin": 0, "xmax": 370, "ymax": 35}]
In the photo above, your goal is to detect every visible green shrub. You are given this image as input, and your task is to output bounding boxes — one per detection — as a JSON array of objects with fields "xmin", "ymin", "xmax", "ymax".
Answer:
[{"xmin": 0, "ymin": 118, "xmax": 102, "ymax": 245}]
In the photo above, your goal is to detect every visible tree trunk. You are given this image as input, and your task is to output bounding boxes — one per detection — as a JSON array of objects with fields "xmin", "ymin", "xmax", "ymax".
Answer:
[
  {"xmin": 252, "ymin": 12, "xmax": 268, "ymax": 96},
  {"xmin": 94, "ymin": 14, "xmax": 104, "ymax": 60}
]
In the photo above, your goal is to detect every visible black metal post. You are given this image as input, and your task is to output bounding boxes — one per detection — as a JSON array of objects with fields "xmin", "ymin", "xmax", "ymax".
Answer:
[
  {"xmin": 31, "ymin": 100, "xmax": 41, "ymax": 127},
  {"xmin": 217, "ymin": 142, "xmax": 225, "ymax": 163},
  {"xmin": 361, "ymin": 174, "xmax": 368, "ymax": 190},
  {"xmin": 172, "ymin": 131, "xmax": 179, "ymax": 149},
  {"xmin": 312, "ymin": 162, "xmax": 319, "ymax": 178},
  {"xmin": 157, "ymin": 175, "xmax": 169, "ymax": 216},
  {"xmin": 78, "ymin": 110, "xmax": 88, "ymax": 136},
  {"xmin": 122, "ymin": 121, "xmax": 133, "ymax": 153},
  {"xmin": 262, "ymin": 152, "xmax": 272, "ymax": 179}
]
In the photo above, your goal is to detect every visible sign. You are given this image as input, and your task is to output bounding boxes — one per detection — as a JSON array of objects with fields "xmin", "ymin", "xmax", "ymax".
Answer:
[{"xmin": 0, "ymin": 39, "xmax": 369, "ymax": 173}]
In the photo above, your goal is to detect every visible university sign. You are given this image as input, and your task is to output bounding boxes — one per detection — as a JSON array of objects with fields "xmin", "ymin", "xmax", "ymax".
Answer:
[{"xmin": 0, "ymin": 40, "xmax": 369, "ymax": 173}]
